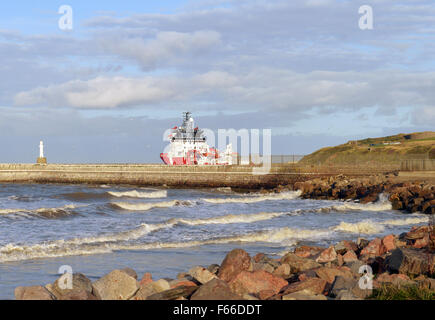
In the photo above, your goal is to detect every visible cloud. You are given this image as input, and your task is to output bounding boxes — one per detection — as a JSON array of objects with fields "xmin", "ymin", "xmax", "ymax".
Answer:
[
  {"xmin": 14, "ymin": 76, "xmax": 176, "ymax": 108},
  {"xmin": 95, "ymin": 30, "xmax": 222, "ymax": 70},
  {"xmin": 14, "ymin": 69, "xmax": 435, "ymax": 114}
]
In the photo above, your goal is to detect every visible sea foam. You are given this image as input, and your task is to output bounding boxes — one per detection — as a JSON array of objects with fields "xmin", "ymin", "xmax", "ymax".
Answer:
[{"xmin": 202, "ymin": 190, "xmax": 302, "ymax": 204}]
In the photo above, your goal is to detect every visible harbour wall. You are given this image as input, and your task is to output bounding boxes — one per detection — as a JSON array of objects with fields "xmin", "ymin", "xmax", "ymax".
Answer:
[{"xmin": 0, "ymin": 163, "xmax": 396, "ymax": 188}]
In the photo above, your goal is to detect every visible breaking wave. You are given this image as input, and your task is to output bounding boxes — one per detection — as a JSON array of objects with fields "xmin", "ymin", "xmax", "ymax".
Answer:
[
  {"xmin": 333, "ymin": 215, "xmax": 428, "ymax": 234},
  {"xmin": 111, "ymin": 200, "xmax": 194, "ymax": 211},
  {"xmin": 0, "ymin": 210, "xmax": 429, "ymax": 263},
  {"xmin": 316, "ymin": 193, "xmax": 393, "ymax": 213},
  {"xmin": 202, "ymin": 190, "xmax": 302, "ymax": 204},
  {"xmin": 107, "ymin": 190, "xmax": 167, "ymax": 199},
  {"xmin": 0, "ymin": 226, "xmax": 328, "ymax": 262},
  {"xmin": 333, "ymin": 220, "xmax": 385, "ymax": 234},
  {"xmin": 0, "ymin": 204, "xmax": 80, "ymax": 219},
  {"xmin": 381, "ymin": 216, "xmax": 429, "ymax": 226}
]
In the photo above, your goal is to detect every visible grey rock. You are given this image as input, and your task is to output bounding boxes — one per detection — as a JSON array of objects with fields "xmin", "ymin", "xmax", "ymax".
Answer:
[
  {"xmin": 283, "ymin": 289, "xmax": 327, "ymax": 300},
  {"xmin": 92, "ymin": 269, "xmax": 139, "ymax": 300},
  {"xmin": 385, "ymin": 248, "xmax": 435, "ymax": 276},
  {"xmin": 189, "ymin": 266, "xmax": 218, "ymax": 284},
  {"xmin": 15, "ymin": 286, "xmax": 55, "ymax": 300},
  {"xmin": 146, "ymin": 286, "xmax": 197, "ymax": 300},
  {"xmin": 253, "ymin": 262, "xmax": 275, "ymax": 274},
  {"xmin": 280, "ymin": 253, "xmax": 321, "ymax": 273},
  {"xmin": 120, "ymin": 268, "xmax": 138, "ymax": 280},
  {"xmin": 50, "ymin": 273, "xmax": 93, "ymax": 299},
  {"xmin": 190, "ymin": 279, "xmax": 243, "ymax": 300}
]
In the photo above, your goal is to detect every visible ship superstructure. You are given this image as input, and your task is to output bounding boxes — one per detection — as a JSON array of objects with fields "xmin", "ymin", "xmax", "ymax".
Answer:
[{"xmin": 160, "ymin": 112, "xmax": 235, "ymax": 165}]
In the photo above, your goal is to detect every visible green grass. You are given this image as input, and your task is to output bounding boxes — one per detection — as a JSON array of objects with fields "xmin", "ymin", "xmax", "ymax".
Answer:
[
  {"xmin": 299, "ymin": 131, "xmax": 435, "ymax": 165},
  {"xmin": 369, "ymin": 284, "xmax": 435, "ymax": 300}
]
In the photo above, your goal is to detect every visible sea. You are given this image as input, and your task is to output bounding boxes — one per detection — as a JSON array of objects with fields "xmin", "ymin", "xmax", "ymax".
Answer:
[{"xmin": 0, "ymin": 183, "xmax": 429, "ymax": 299}]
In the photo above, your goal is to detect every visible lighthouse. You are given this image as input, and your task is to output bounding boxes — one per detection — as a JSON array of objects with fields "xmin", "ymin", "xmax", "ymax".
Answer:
[{"xmin": 37, "ymin": 141, "xmax": 47, "ymax": 164}]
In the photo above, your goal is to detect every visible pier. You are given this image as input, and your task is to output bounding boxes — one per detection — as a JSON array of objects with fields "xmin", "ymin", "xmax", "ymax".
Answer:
[{"xmin": 0, "ymin": 163, "xmax": 399, "ymax": 189}]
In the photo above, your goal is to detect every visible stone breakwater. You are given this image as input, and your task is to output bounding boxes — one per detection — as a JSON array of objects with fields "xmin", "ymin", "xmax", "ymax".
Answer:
[
  {"xmin": 285, "ymin": 174, "xmax": 435, "ymax": 214},
  {"xmin": 0, "ymin": 163, "xmax": 328, "ymax": 189},
  {"xmin": 15, "ymin": 225, "xmax": 435, "ymax": 300}
]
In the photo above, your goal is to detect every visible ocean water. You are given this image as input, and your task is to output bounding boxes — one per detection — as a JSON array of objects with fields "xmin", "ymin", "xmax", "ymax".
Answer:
[{"xmin": 0, "ymin": 183, "xmax": 429, "ymax": 299}]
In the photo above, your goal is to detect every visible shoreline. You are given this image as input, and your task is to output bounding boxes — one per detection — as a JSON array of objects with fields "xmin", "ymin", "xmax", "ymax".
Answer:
[{"xmin": 14, "ymin": 224, "xmax": 435, "ymax": 300}]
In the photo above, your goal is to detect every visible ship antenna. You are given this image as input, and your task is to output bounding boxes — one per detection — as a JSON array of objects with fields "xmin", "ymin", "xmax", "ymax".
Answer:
[{"xmin": 184, "ymin": 111, "xmax": 192, "ymax": 121}]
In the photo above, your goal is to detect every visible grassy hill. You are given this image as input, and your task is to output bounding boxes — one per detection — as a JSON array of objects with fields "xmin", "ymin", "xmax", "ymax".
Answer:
[{"xmin": 300, "ymin": 132, "xmax": 435, "ymax": 165}]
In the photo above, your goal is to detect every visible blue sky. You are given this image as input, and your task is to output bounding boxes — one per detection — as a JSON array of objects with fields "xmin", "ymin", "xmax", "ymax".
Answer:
[{"xmin": 0, "ymin": 0, "xmax": 434, "ymax": 163}]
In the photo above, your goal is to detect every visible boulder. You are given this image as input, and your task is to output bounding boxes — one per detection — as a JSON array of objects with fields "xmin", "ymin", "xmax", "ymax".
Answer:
[
  {"xmin": 293, "ymin": 245, "xmax": 324, "ymax": 258},
  {"xmin": 189, "ymin": 266, "xmax": 218, "ymax": 284},
  {"xmin": 190, "ymin": 279, "xmax": 242, "ymax": 300},
  {"xmin": 315, "ymin": 267, "xmax": 354, "ymax": 284},
  {"xmin": 252, "ymin": 262, "xmax": 275, "ymax": 274},
  {"xmin": 357, "ymin": 238, "xmax": 370, "ymax": 250},
  {"xmin": 130, "ymin": 283, "xmax": 157, "ymax": 300},
  {"xmin": 92, "ymin": 269, "xmax": 139, "ymax": 300},
  {"xmin": 15, "ymin": 286, "xmax": 55, "ymax": 300},
  {"xmin": 405, "ymin": 226, "xmax": 429, "ymax": 240},
  {"xmin": 146, "ymin": 286, "xmax": 198, "ymax": 300},
  {"xmin": 373, "ymin": 273, "xmax": 415, "ymax": 289},
  {"xmin": 140, "ymin": 272, "xmax": 153, "ymax": 286},
  {"xmin": 316, "ymin": 246, "xmax": 337, "ymax": 263},
  {"xmin": 385, "ymin": 248, "xmax": 435, "ymax": 276},
  {"xmin": 335, "ymin": 290, "xmax": 363, "ymax": 300},
  {"xmin": 382, "ymin": 234, "xmax": 396, "ymax": 252},
  {"xmin": 151, "ymin": 279, "xmax": 171, "ymax": 292},
  {"xmin": 169, "ymin": 278, "xmax": 198, "ymax": 289},
  {"xmin": 282, "ymin": 289, "xmax": 327, "ymax": 300},
  {"xmin": 413, "ymin": 235, "xmax": 429, "ymax": 249},
  {"xmin": 297, "ymin": 270, "xmax": 317, "ymax": 282},
  {"xmin": 57, "ymin": 290, "xmax": 98, "ymax": 300},
  {"xmin": 49, "ymin": 273, "xmax": 94, "ymax": 300},
  {"xmin": 272, "ymin": 263, "xmax": 291, "ymax": 279},
  {"xmin": 228, "ymin": 270, "xmax": 288, "ymax": 298},
  {"xmin": 345, "ymin": 260, "xmax": 365, "ymax": 277},
  {"xmin": 337, "ymin": 254, "xmax": 344, "ymax": 267},
  {"xmin": 281, "ymin": 278, "xmax": 327, "ymax": 296},
  {"xmin": 360, "ymin": 238, "xmax": 385, "ymax": 257},
  {"xmin": 280, "ymin": 253, "xmax": 321, "ymax": 273},
  {"xmin": 342, "ymin": 250, "xmax": 358, "ymax": 263},
  {"xmin": 330, "ymin": 276, "xmax": 372, "ymax": 299},
  {"xmin": 253, "ymin": 253, "xmax": 266, "ymax": 263},
  {"xmin": 120, "ymin": 268, "xmax": 137, "ymax": 280},
  {"xmin": 218, "ymin": 249, "xmax": 252, "ymax": 282}
]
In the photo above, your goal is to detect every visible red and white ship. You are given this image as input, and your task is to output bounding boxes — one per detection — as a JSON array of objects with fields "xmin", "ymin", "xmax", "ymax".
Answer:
[{"xmin": 161, "ymin": 112, "xmax": 235, "ymax": 165}]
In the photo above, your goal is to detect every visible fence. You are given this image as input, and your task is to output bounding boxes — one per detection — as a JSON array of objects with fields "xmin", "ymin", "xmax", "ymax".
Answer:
[
  {"xmin": 401, "ymin": 159, "xmax": 435, "ymax": 171},
  {"xmin": 271, "ymin": 155, "xmax": 305, "ymax": 164}
]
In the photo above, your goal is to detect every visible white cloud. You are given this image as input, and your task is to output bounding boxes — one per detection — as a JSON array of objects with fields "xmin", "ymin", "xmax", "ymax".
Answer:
[
  {"xmin": 14, "ymin": 77, "xmax": 176, "ymax": 109},
  {"xmin": 14, "ymin": 69, "xmax": 435, "ymax": 113}
]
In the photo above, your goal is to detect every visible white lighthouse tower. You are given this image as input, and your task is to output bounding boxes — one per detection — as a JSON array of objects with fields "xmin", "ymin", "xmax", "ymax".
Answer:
[{"xmin": 37, "ymin": 140, "xmax": 47, "ymax": 164}]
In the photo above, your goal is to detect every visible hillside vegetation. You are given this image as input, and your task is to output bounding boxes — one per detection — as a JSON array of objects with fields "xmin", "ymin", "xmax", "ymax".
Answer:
[{"xmin": 300, "ymin": 132, "xmax": 435, "ymax": 165}]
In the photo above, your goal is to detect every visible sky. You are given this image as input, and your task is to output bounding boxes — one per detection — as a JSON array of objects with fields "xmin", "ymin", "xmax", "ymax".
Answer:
[{"xmin": 0, "ymin": 0, "xmax": 434, "ymax": 163}]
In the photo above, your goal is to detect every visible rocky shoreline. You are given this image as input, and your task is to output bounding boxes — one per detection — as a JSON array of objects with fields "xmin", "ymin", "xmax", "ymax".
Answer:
[
  {"xmin": 15, "ymin": 224, "xmax": 435, "ymax": 300},
  {"xmin": 279, "ymin": 174, "xmax": 435, "ymax": 215}
]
